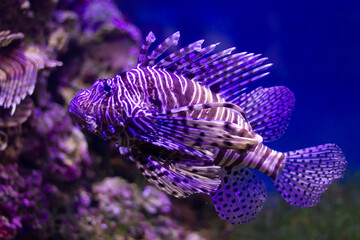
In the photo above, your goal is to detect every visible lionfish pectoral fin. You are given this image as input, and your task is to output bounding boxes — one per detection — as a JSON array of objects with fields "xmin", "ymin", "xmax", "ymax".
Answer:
[
  {"xmin": 148, "ymin": 103, "xmax": 261, "ymax": 152},
  {"xmin": 137, "ymin": 133, "xmax": 213, "ymax": 160},
  {"xmin": 239, "ymin": 86, "xmax": 295, "ymax": 141},
  {"xmin": 151, "ymin": 114, "xmax": 260, "ymax": 152},
  {"xmin": 275, "ymin": 144, "xmax": 346, "ymax": 207},
  {"xmin": 129, "ymin": 115, "xmax": 212, "ymax": 159},
  {"xmin": 136, "ymin": 155, "xmax": 221, "ymax": 198},
  {"xmin": 212, "ymin": 167, "xmax": 267, "ymax": 224}
]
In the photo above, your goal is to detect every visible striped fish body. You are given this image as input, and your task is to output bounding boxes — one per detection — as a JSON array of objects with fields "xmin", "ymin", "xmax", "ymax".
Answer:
[
  {"xmin": 69, "ymin": 31, "xmax": 346, "ymax": 225},
  {"xmin": 120, "ymin": 65, "xmax": 285, "ymax": 179}
]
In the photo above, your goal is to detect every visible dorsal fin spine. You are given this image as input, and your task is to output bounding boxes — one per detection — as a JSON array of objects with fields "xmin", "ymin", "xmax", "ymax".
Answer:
[
  {"xmin": 181, "ymin": 42, "xmax": 220, "ymax": 73},
  {"xmin": 138, "ymin": 31, "xmax": 156, "ymax": 64},
  {"xmin": 139, "ymin": 31, "xmax": 272, "ymax": 98},
  {"xmin": 145, "ymin": 31, "xmax": 180, "ymax": 65},
  {"xmin": 204, "ymin": 54, "xmax": 261, "ymax": 87},
  {"xmin": 167, "ymin": 40, "xmax": 204, "ymax": 71}
]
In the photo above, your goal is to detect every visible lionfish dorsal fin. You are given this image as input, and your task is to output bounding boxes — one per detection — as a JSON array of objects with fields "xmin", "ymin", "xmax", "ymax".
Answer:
[
  {"xmin": 155, "ymin": 39, "xmax": 204, "ymax": 69},
  {"xmin": 212, "ymin": 166, "xmax": 267, "ymax": 224},
  {"xmin": 178, "ymin": 46, "xmax": 235, "ymax": 76},
  {"xmin": 203, "ymin": 56, "xmax": 272, "ymax": 103},
  {"xmin": 139, "ymin": 31, "xmax": 272, "ymax": 102},
  {"xmin": 137, "ymin": 31, "xmax": 156, "ymax": 64},
  {"xmin": 145, "ymin": 31, "xmax": 180, "ymax": 66},
  {"xmin": 138, "ymin": 31, "xmax": 182, "ymax": 66},
  {"xmin": 239, "ymin": 86, "xmax": 295, "ymax": 141}
]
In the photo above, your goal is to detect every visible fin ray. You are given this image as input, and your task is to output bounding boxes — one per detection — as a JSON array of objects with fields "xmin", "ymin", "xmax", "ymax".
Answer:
[
  {"xmin": 138, "ymin": 31, "xmax": 156, "ymax": 64},
  {"xmin": 153, "ymin": 116, "xmax": 259, "ymax": 150},
  {"xmin": 145, "ymin": 31, "xmax": 180, "ymax": 65},
  {"xmin": 141, "ymin": 31, "xmax": 271, "ymax": 96},
  {"xmin": 128, "ymin": 103, "xmax": 263, "ymax": 154},
  {"xmin": 149, "ymin": 104, "xmax": 261, "ymax": 150},
  {"xmin": 155, "ymin": 39, "xmax": 203, "ymax": 68},
  {"xmin": 239, "ymin": 86, "xmax": 295, "ymax": 141},
  {"xmin": 136, "ymin": 154, "xmax": 221, "ymax": 198},
  {"xmin": 275, "ymin": 144, "xmax": 346, "ymax": 207}
]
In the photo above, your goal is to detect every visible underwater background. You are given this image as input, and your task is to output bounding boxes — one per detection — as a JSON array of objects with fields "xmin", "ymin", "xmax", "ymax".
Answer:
[{"xmin": 0, "ymin": 0, "xmax": 359, "ymax": 239}]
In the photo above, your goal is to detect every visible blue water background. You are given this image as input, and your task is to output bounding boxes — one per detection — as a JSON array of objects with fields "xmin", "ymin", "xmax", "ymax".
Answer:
[{"xmin": 117, "ymin": 0, "xmax": 360, "ymax": 176}]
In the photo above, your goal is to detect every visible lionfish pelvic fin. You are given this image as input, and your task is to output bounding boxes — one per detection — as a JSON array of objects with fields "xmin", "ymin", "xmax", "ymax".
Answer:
[{"xmin": 136, "ymin": 154, "xmax": 221, "ymax": 198}]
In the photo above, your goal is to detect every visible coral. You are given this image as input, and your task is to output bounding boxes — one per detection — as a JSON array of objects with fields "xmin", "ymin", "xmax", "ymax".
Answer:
[
  {"xmin": 93, "ymin": 178, "xmax": 141, "ymax": 221},
  {"xmin": 0, "ymin": 97, "xmax": 34, "ymax": 154},
  {"xmin": 0, "ymin": 97, "xmax": 34, "ymax": 128},
  {"xmin": 0, "ymin": 127, "xmax": 23, "ymax": 161},
  {"xmin": 79, "ymin": 0, "xmax": 141, "ymax": 45},
  {"xmin": 20, "ymin": 102, "xmax": 91, "ymax": 182},
  {"xmin": 72, "ymin": 177, "xmax": 206, "ymax": 240},
  {"xmin": 0, "ymin": 30, "xmax": 24, "ymax": 48},
  {"xmin": 142, "ymin": 186, "xmax": 172, "ymax": 214},
  {"xmin": 0, "ymin": 130, "xmax": 8, "ymax": 151},
  {"xmin": 0, "ymin": 39, "xmax": 62, "ymax": 113},
  {"xmin": 0, "ymin": 163, "xmax": 51, "ymax": 240},
  {"xmin": 0, "ymin": 0, "xmax": 213, "ymax": 239}
]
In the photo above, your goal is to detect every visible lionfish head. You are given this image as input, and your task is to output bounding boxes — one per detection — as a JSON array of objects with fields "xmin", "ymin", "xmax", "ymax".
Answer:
[{"xmin": 68, "ymin": 78, "xmax": 124, "ymax": 140}]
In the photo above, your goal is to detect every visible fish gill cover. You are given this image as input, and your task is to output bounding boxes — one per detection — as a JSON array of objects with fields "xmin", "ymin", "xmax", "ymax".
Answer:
[{"xmin": 0, "ymin": 0, "xmax": 356, "ymax": 239}]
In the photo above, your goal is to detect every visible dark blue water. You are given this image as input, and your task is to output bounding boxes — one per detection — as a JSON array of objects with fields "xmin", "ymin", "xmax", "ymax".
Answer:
[{"xmin": 117, "ymin": 0, "xmax": 360, "ymax": 175}]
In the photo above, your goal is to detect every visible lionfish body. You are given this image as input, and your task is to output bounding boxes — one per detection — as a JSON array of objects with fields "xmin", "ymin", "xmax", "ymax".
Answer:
[{"xmin": 69, "ymin": 31, "xmax": 346, "ymax": 224}]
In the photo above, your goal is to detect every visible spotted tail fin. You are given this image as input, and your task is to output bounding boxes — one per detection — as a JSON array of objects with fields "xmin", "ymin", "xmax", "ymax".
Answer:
[{"xmin": 274, "ymin": 144, "xmax": 346, "ymax": 207}]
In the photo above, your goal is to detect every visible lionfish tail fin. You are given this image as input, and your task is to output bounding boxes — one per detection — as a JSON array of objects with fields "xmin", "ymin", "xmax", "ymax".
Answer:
[{"xmin": 274, "ymin": 143, "xmax": 346, "ymax": 207}]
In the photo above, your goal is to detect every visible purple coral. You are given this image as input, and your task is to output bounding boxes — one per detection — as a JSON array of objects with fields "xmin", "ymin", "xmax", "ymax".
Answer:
[
  {"xmin": 80, "ymin": 0, "xmax": 141, "ymax": 44},
  {"xmin": 0, "ymin": 164, "xmax": 50, "ymax": 239},
  {"xmin": 0, "ymin": 97, "xmax": 34, "ymax": 128},
  {"xmin": 73, "ymin": 177, "xmax": 205, "ymax": 240},
  {"xmin": 0, "ymin": 0, "xmax": 210, "ymax": 239},
  {"xmin": 22, "ymin": 103, "xmax": 91, "ymax": 182},
  {"xmin": 0, "ymin": 216, "xmax": 17, "ymax": 240},
  {"xmin": 0, "ymin": 31, "xmax": 62, "ymax": 113},
  {"xmin": 142, "ymin": 186, "xmax": 171, "ymax": 214},
  {"xmin": 93, "ymin": 177, "xmax": 140, "ymax": 221}
]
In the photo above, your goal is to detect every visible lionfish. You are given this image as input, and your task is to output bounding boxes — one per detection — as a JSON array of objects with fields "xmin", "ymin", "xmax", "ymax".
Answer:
[
  {"xmin": 0, "ymin": 30, "xmax": 62, "ymax": 115},
  {"xmin": 69, "ymin": 31, "xmax": 346, "ymax": 224}
]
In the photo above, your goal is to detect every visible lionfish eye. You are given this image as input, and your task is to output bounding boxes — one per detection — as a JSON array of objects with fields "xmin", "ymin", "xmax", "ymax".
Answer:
[{"xmin": 103, "ymin": 83, "xmax": 111, "ymax": 93}]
